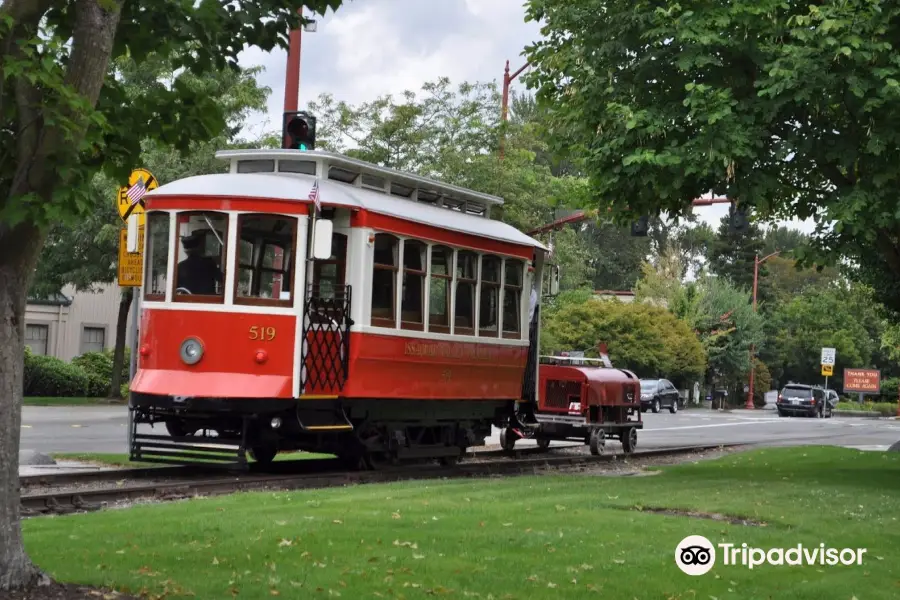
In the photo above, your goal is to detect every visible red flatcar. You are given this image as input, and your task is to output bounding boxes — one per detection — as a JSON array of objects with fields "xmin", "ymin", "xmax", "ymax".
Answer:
[
  {"xmin": 128, "ymin": 148, "xmax": 555, "ymax": 468},
  {"xmin": 499, "ymin": 348, "xmax": 643, "ymax": 454}
]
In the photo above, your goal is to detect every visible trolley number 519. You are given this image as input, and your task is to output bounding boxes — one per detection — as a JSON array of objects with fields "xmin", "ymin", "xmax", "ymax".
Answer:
[{"xmin": 249, "ymin": 326, "xmax": 276, "ymax": 341}]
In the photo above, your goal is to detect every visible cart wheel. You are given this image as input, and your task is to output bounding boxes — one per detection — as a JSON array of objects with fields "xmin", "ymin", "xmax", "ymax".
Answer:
[
  {"xmin": 536, "ymin": 437, "xmax": 551, "ymax": 451},
  {"xmin": 621, "ymin": 427, "xmax": 637, "ymax": 454},
  {"xmin": 589, "ymin": 429, "xmax": 605, "ymax": 456},
  {"xmin": 500, "ymin": 428, "xmax": 516, "ymax": 451}
]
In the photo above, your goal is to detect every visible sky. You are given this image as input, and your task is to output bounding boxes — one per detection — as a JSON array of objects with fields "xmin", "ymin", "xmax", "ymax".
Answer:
[{"xmin": 236, "ymin": 0, "xmax": 815, "ymax": 235}]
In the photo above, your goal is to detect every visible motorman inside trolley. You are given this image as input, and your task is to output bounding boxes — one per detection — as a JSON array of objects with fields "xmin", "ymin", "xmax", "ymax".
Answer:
[{"xmin": 176, "ymin": 230, "xmax": 223, "ymax": 295}]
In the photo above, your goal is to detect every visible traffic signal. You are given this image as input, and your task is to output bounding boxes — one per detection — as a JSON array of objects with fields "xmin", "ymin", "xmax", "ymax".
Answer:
[
  {"xmin": 630, "ymin": 215, "xmax": 649, "ymax": 236},
  {"xmin": 728, "ymin": 202, "xmax": 750, "ymax": 232},
  {"xmin": 282, "ymin": 111, "xmax": 316, "ymax": 150}
]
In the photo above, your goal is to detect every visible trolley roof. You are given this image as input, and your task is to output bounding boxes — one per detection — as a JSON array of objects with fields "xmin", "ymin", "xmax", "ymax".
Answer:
[{"xmin": 144, "ymin": 150, "xmax": 547, "ymax": 250}]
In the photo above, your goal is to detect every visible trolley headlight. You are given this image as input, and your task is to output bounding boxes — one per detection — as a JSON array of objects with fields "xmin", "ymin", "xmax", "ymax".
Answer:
[{"xmin": 180, "ymin": 337, "xmax": 204, "ymax": 365}]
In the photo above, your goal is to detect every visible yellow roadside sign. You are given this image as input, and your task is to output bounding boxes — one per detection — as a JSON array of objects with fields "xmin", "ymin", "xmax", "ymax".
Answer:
[
  {"xmin": 821, "ymin": 364, "xmax": 833, "ymax": 377},
  {"xmin": 117, "ymin": 168, "xmax": 158, "ymax": 227},
  {"xmin": 117, "ymin": 227, "xmax": 144, "ymax": 287}
]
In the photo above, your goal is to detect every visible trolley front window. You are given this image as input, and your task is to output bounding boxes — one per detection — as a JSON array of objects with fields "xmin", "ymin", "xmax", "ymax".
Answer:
[
  {"xmin": 173, "ymin": 211, "xmax": 228, "ymax": 303},
  {"xmin": 235, "ymin": 214, "xmax": 298, "ymax": 306},
  {"xmin": 144, "ymin": 211, "xmax": 170, "ymax": 301}
]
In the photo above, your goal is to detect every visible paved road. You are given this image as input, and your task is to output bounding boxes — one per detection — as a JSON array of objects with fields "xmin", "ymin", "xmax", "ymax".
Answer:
[{"xmin": 20, "ymin": 405, "xmax": 900, "ymax": 456}]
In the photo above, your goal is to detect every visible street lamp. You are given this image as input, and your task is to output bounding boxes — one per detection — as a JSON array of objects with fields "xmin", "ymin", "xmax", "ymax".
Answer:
[
  {"xmin": 499, "ymin": 59, "xmax": 529, "ymax": 160},
  {"xmin": 746, "ymin": 250, "xmax": 780, "ymax": 409}
]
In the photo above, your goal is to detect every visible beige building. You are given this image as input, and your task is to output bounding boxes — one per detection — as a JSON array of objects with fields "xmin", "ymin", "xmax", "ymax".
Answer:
[{"xmin": 25, "ymin": 282, "xmax": 133, "ymax": 361}]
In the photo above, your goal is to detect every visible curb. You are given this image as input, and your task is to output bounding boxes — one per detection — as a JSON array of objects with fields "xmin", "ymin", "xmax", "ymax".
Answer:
[{"xmin": 833, "ymin": 410, "xmax": 897, "ymax": 419}]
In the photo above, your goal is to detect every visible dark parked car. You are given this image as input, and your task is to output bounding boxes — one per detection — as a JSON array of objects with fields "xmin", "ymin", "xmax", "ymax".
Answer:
[
  {"xmin": 640, "ymin": 378, "xmax": 681, "ymax": 413},
  {"xmin": 776, "ymin": 383, "xmax": 835, "ymax": 418}
]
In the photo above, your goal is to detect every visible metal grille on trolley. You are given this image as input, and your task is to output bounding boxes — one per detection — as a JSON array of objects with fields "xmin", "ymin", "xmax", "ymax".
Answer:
[{"xmin": 300, "ymin": 284, "xmax": 352, "ymax": 393}]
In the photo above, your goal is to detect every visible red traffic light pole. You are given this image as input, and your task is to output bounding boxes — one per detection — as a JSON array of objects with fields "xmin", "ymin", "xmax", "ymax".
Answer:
[
  {"xmin": 499, "ymin": 59, "xmax": 529, "ymax": 160},
  {"xmin": 746, "ymin": 250, "xmax": 780, "ymax": 409}
]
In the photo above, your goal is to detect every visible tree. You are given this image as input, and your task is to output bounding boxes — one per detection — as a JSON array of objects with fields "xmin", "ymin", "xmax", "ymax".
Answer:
[
  {"xmin": 29, "ymin": 59, "xmax": 269, "ymax": 398},
  {"xmin": 707, "ymin": 216, "xmax": 768, "ymax": 295},
  {"xmin": 523, "ymin": 0, "xmax": 900, "ymax": 316},
  {"xmin": 0, "ymin": 0, "xmax": 344, "ymax": 591},
  {"xmin": 540, "ymin": 296, "xmax": 707, "ymax": 386}
]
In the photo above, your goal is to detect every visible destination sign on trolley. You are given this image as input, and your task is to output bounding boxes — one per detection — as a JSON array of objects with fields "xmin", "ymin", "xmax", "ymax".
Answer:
[{"xmin": 117, "ymin": 227, "xmax": 144, "ymax": 287}]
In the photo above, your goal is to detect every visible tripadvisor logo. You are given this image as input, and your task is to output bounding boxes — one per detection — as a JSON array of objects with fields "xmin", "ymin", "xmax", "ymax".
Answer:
[{"xmin": 675, "ymin": 535, "xmax": 867, "ymax": 575}]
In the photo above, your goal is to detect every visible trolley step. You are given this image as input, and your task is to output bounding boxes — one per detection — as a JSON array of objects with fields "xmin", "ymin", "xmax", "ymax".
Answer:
[
  {"xmin": 297, "ymin": 406, "xmax": 354, "ymax": 433},
  {"xmin": 129, "ymin": 432, "xmax": 249, "ymax": 467}
]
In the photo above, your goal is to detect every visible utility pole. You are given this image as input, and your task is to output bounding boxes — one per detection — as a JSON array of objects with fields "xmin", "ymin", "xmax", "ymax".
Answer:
[
  {"xmin": 500, "ymin": 59, "xmax": 529, "ymax": 160},
  {"xmin": 746, "ymin": 250, "xmax": 780, "ymax": 409}
]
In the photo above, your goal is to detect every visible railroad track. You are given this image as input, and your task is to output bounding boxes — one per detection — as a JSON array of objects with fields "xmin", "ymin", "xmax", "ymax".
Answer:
[
  {"xmin": 18, "ymin": 444, "xmax": 582, "ymax": 490},
  {"xmin": 20, "ymin": 443, "xmax": 745, "ymax": 517}
]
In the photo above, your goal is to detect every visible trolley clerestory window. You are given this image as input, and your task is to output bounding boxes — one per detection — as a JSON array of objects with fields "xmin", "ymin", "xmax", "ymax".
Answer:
[
  {"xmin": 235, "ymin": 214, "xmax": 298, "ymax": 307},
  {"xmin": 173, "ymin": 211, "xmax": 228, "ymax": 304}
]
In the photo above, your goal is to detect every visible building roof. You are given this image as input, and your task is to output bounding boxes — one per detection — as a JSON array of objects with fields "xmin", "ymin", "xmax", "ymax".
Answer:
[
  {"xmin": 27, "ymin": 292, "xmax": 72, "ymax": 306},
  {"xmin": 145, "ymin": 172, "xmax": 548, "ymax": 251}
]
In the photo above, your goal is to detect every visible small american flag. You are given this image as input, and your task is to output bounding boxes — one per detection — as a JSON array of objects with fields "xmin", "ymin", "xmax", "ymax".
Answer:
[
  {"xmin": 308, "ymin": 179, "xmax": 321, "ymax": 212},
  {"xmin": 126, "ymin": 176, "xmax": 147, "ymax": 206}
]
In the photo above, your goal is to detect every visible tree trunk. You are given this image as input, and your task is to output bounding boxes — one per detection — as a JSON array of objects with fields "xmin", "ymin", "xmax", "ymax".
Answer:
[
  {"xmin": 0, "ymin": 0, "xmax": 124, "ymax": 590},
  {"xmin": 108, "ymin": 287, "xmax": 133, "ymax": 398},
  {"xmin": 0, "ymin": 222, "xmax": 48, "ymax": 590}
]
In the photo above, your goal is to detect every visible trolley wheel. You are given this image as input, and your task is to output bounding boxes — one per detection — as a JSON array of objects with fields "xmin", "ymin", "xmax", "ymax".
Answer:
[
  {"xmin": 500, "ymin": 428, "xmax": 516, "ymax": 451},
  {"xmin": 621, "ymin": 427, "xmax": 637, "ymax": 454},
  {"xmin": 439, "ymin": 454, "xmax": 461, "ymax": 466},
  {"xmin": 165, "ymin": 419, "xmax": 193, "ymax": 438},
  {"xmin": 249, "ymin": 445, "xmax": 278, "ymax": 466},
  {"xmin": 589, "ymin": 429, "xmax": 605, "ymax": 456},
  {"xmin": 536, "ymin": 437, "xmax": 551, "ymax": 451}
]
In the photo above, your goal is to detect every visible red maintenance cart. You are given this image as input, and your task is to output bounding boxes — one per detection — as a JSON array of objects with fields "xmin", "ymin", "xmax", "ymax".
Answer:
[{"xmin": 500, "ymin": 346, "xmax": 643, "ymax": 455}]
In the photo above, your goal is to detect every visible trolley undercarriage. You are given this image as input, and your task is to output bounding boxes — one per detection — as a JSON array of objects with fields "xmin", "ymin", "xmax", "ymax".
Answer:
[{"xmin": 129, "ymin": 394, "xmax": 513, "ymax": 470}]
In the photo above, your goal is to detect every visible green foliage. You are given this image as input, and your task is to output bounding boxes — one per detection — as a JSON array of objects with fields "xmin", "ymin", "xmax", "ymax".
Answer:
[
  {"xmin": 540, "ymin": 297, "xmax": 707, "ymax": 386},
  {"xmin": 523, "ymin": 0, "xmax": 900, "ymax": 315},
  {"xmin": 767, "ymin": 284, "xmax": 883, "ymax": 389},
  {"xmin": 707, "ymin": 216, "xmax": 768, "ymax": 299},
  {"xmin": 72, "ymin": 348, "xmax": 130, "ymax": 386},
  {"xmin": 836, "ymin": 401, "xmax": 897, "ymax": 416},
  {"xmin": 24, "ymin": 351, "xmax": 105, "ymax": 398}
]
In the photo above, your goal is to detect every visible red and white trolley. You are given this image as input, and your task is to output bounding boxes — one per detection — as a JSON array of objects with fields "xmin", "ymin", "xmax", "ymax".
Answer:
[{"xmin": 128, "ymin": 148, "xmax": 555, "ymax": 468}]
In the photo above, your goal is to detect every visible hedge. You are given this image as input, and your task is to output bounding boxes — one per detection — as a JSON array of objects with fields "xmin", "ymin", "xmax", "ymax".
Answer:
[
  {"xmin": 71, "ymin": 348, "xmax": 130, "ymax": 384},
  {"xmin": 24, "ymin": 347, "xmax": 107, "ymax": 397}
]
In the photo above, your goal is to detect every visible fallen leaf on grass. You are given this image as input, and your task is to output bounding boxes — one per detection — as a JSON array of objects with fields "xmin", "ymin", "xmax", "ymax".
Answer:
[
  {"xmin": 212, "ymin": 557, "xmax": 219, "ymax": 565},
  {"xmin": 413, "ymin": 554, "xmax": 425, "ymax": 560},
  {"xmin": 278, "ymin": 539, "xmax": 293, "ymax": 547},
  {"xmin": 333, "ymin": 520, "xmax": 343, "ymax": 525},
  {"xmin": 392, "ymin": 512, "xmax": 402, "ymax": 519}
]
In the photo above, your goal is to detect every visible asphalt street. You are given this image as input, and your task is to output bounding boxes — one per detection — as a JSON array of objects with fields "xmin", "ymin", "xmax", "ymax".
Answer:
[{"xmin": 19, "ymin": 405, "xmax": 900, "ymax": 457}]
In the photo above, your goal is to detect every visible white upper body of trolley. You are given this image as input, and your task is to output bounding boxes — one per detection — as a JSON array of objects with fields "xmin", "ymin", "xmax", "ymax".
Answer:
[{"xmin": 139, "ymin": 148, "xmax": 553, "ymax": 346}]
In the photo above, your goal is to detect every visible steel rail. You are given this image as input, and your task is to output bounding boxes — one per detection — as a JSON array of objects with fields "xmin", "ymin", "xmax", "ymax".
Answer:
[
  {"xmin": 18, "ymin": 445, "xmax": 582, "ymax": 490},
  {"xmin": 21, "ymin": 443, "xmax": 745, "ymax": 517}
]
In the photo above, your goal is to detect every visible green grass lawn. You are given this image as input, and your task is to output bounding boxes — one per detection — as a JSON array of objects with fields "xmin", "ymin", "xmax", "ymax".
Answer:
[
  {"xmin": 23, "ymin": 396, "xmax": 119, "ymax": 406},
  {"xmin": 23, "ymin": 446, "xmax": 900, "ymax": 599}
]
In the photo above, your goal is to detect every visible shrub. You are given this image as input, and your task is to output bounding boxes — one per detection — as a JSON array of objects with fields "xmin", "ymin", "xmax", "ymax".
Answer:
[
  {"xmin": 120, "ymin": 381, "xmax": 130, "ymax": 399},
  {"xmin": 72, "ymin": 347, "xmax": 130, "ymax": 384},
  {"xmin": 24, "ymin": 352, "xmax": 106, "ymax": 397}
]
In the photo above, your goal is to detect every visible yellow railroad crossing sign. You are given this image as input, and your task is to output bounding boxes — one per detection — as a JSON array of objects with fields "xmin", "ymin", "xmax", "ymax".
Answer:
[
  {"xmin": 117, "ymin": 168, "xmax": 158, "ymax": 227},
  {"xmin": 117, "ymin": 227, "xmax": 144, "ymax": 287},
  {"xmin": 821, "ymin": 364, "xmax": 834, "ymax": 377}
]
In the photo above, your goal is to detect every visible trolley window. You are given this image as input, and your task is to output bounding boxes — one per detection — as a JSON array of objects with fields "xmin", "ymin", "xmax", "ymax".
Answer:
[
  {"xmin": 371, "ymin": 233, "xmax": 399, "ymax": 327},
  {"xmin": 401, "ymin": 239, "xmax": 427, "ymax": 330},
  {"xmin": 479, "ymin": 254, "xmax": 500, "ymax": 337},
  {"xmin": 454, "ymin": 250, "xmax": 477, "ymax": 336},
  {"xmin": 173, "ymin": 211, "xmax": 228, "ymax": 303},
  {"xmin": 312, "ymin": 232, "xmax": 347, "ymax": 300},
  {"xmin": 429, "ymin": 245, "xmax": 452, "ymax": 333},
  {"xmin": 144, "ymin": 211, "xmax": 170, "ymax": 301},
  {"xmin": 503, "ymin": 259, "xmax": 523, "ymax": 338},
  {"xmin": 234, "ymin": 214, "xmax": 298, "ymax": 306}
]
